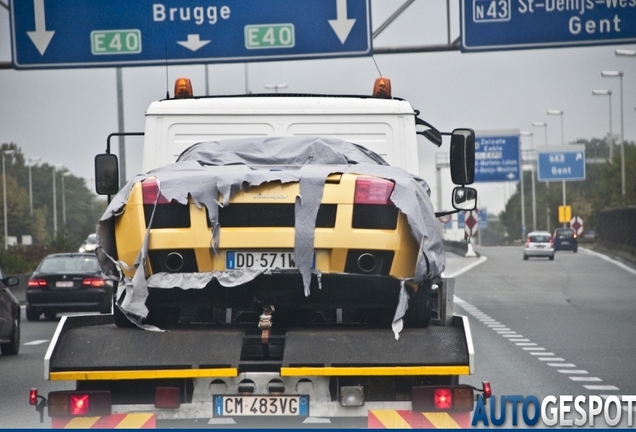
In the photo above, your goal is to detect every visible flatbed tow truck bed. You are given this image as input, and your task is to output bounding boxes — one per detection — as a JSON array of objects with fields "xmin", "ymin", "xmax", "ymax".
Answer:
[{"xmin": 45, "ymin": 314, "xmax": 473, "ymax": 381}]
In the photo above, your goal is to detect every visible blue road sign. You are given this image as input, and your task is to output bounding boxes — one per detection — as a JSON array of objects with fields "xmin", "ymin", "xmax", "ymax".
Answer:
[
  {"xmin": 537, "ymin": 147, "xmax": 586, "ymax": 181},
  {"xmin": 478, "ymin": 208, "xmax": 488, "ymax": 229},
  {"xmin": 474, "ymin": 133, "xmax": 520, "ymax": 182},
  {"xmin": 460, "ymin": 0, "xmax": 636, "ymax": 52},
  {"xmin": 10, "ymin": 0, "xmax": 371, "ymax": 69}
]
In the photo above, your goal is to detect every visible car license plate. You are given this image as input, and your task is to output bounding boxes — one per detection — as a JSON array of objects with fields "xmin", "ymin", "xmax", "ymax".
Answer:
[
  {"xmin": 561, "ymin": 241, "xmax": 569, "ymax": 245},
  {"xmin": 55, "ymin": 281, "xmax": 74, "ymax": 288},
  {"xmin": 226, "ymin": 251, "xmax": 313, "ymax": 270},
  {"xmin": 213, "ymin": 395, "xmax": 309, "ymax": 417}
]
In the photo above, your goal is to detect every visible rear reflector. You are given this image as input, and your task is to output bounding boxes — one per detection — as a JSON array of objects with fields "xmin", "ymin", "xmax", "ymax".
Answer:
[
  {"xmin": 155, "ymin": 387, "xmax": 181, "ymax": 409},
  {"xmin": 354, "ymin": 177, "xmax": 394, "ymax": 205},
  {"xmin": 412, "ymin": 385, "xmax": 475, "ymax": 412},
  {"xmin": 29, "ymin": 389, "xmax": 38, "ymax": 406}
]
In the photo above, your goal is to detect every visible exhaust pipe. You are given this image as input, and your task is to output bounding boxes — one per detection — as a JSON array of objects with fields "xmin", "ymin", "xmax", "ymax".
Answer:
[
  {"xmin": 357, "ymin": 253, "xmax": 377, "ymax": 273},
  {"xmin": 165, "ymin": 252, "xmax": 185, "ymax": 272}
]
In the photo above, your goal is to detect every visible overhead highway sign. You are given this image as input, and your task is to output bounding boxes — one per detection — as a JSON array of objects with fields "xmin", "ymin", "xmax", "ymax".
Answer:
[
  {"xmin": 460, "ymin": 0, "xmax": 636, "ymax": 52},
  {"xmin": 10, "ymin": 0, "xmax": 371, "ymax": 69},
  {"xmin": 474, "ymin": 131, "xmax": 520, "ymax": 182}
]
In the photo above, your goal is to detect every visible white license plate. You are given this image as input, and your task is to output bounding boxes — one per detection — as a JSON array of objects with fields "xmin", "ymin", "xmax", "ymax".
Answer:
[
  {"xmin": 213, "ymin": 395, "xmax": 309, "ymax": 417},
  {"xmin": 226, "ymin": 251, "xmax": 312, "ymax": 270},
  {"xmin": 55, "ymin": 281, "xmax": 74, "ymax": 288}
]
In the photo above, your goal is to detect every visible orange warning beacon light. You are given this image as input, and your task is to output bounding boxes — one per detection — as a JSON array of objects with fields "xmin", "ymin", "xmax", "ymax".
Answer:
[
  {"xmin": 373, "ymin": 77, "xmax": 392, "ymax": 98},
  {"xmin": 174, "ymin": 77, "xmax": 193, "ymax": 98}
]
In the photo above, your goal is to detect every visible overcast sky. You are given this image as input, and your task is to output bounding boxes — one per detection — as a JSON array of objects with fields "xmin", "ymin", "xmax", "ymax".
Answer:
[{"xmin": 1, "ymin": 0, "xmax": 634, "ymax": 217}]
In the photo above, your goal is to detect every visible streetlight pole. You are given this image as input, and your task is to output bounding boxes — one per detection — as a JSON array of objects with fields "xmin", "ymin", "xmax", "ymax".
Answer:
[
  {"xmin": 28, "ymin": 157, "xmax": 41, "ymax": 216},
  {"xmin": 2, "ymin": 149, "xmax": 15, "ymax": 250},
  {"xmin": 532, "ymin": 121, "xmax": 549, "ymax": 231},
  {"xmin": 53, "ymin": 164, "xmax": 64, "ymax": 239},
  {"xmin": 592, "ymin": 90, "xmax": 613, "ymax": 160},
  {"xmin": 264, "ymin": 83, "xmax": 288, "ymax": 93},
  {"xmin": 62, "ymin": 172, "xmax": 69, "ymax": 226},
  {"xmin": 521, "ymin": 131, "xmax": 537, "ymax": 232},
  {"xmin": 601, "ymin": 70, "xmax": 625, "ymax": 200},
  {"xmin": 532, "ymin": 122, "xmax": 548, "ymax": 147},
  {"xmin": 547, "ymin": 110, "xmax": 566, "ymax": 228}
]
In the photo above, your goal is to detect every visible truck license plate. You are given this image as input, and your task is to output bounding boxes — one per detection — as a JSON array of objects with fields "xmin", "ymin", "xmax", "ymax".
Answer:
[
  {"xmin": 226, "ymin": 251, "xmax": 312, "ymax": 270},
  {"xmin": 213, "ymin": 395, "xmax": 309, "ymax": 417}
]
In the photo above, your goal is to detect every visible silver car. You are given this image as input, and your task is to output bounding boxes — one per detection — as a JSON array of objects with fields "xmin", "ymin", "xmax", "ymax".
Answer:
[{"xmin": 523, "ymin": 231, "xmax": 555, "ymax": 260}]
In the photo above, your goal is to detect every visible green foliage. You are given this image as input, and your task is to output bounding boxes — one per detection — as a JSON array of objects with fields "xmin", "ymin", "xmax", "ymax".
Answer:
[
  {"xmin": 0, "ymin": 142, "xmax": 106, "ymax": 272},
  {"xmin": 499, "ymin": 139, "xmax": 636, "ymax": 242}
]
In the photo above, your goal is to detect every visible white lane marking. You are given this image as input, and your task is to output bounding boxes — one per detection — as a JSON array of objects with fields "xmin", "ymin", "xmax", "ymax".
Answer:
[
  {"xmin": 23, "ymin": 340, "xmax": 49, "ymax": 346},
  {"xmin": 584, "ymin": 385, "xmax": 620, "ymax": 391},
  {"xmin": 453, "ymin": 257, "xmax": 622, "ymax": 395},
  {"xmin": 570, "ymin": 376, "xmax": 603, "ymax": 382},
  {"xmin": 581, "ymin": 247, "xmax": 636, "ymax": 276},
  {"xmin": 455, "ymin": 296, "xmax": 619, "ymax": 391},
  {"xmin": 510, "ymin": 339, "xmax": 531, "ymax": 342},
  {"xmin": 444, "ymin": 255, "xmax": 488, "ymax": 278}
]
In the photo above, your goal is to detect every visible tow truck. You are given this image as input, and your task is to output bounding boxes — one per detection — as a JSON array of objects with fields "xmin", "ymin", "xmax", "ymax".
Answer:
[{"xmin": 30, "ymin": 77, "xmax": 490, "ymax": 428}]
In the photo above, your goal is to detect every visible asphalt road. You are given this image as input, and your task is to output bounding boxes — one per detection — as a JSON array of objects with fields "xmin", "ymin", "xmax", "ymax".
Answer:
[
  {"xmin": 449, "ymin": 246, "xmax": 636, "ymax": 428},
  {"xmin": 1, "ymin": 246, "xmax": 635, "ymax": 428}
]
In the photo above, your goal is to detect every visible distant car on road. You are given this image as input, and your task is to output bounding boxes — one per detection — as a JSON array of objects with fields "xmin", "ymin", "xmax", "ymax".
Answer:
[
  {"xmin": 78, "ymin": 233, "xmax": 98, "ymax": 253},
  {"xmin": 553, "ymin": 227, "xmax": 578, "ymax": 252},
  {"xmin": 0, "ymin": 265, "xmax": 21, "ymax": 355},
  {"xmin": 523, "ymin": 231, "xmax": 555, "ymax": 261},
  {"xmin": 26, "ymin": 253, "xmax": 114, "ymax": 321}
]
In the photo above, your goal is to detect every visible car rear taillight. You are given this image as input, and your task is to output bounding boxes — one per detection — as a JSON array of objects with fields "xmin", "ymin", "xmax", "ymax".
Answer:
[
  {"xmin": 82, "ymin": 277, "xmax": 106, "ymax": 287},
  {"xmin": 27, "ymin": 278, "xmax": 47, "ymax": 289},
  {"xmin": 142, "ymin": 178, "xmax": 170, "ymax": 205},
  {"xmin": 354, "ymin": 177, "xmax": 394, "ymax": 205},
  {"xmin": 48, "ymin": 391, "xmax": 111, "ymax": 417},
  {"xmin": 411, "ymin": 385, "xmax": 475, "ymax": 412}
]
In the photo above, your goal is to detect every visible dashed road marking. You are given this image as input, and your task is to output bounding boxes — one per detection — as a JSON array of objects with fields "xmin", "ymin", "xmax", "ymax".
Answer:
[
  {"xmin": 23, "ymin": 339, "xmax": 49, "ymax": 346},
  {"xmin": 454, "ymin": 296, "xmax": 620, "ymax": 394}
]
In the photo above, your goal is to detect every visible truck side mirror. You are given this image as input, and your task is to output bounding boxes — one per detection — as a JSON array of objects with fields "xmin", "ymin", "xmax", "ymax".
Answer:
[
  {"xmin": 94, "ymin": 154, "xmax": 119, "ymax": 195},
  {"xmin": 452, "ymin": 187, "xmax": 477, "ymax": 211},
  {"xmin": 450, "ymin": 129, "xmax": 475, "ymax": 185}
]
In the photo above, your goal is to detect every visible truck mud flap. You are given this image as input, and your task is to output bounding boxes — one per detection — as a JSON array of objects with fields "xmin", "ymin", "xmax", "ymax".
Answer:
[{"xmin": 281, "ymin": 327, "xmax": 469, "ymax": 375}]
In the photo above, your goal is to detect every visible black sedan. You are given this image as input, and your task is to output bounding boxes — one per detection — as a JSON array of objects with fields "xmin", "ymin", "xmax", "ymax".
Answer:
[
  {"xmin": 26, "ymin": 253, "xmax": 114, "ymax": 321},
  {"xmin": 0, "ymin": 265, "xmax": 20, "ymax": 355}
]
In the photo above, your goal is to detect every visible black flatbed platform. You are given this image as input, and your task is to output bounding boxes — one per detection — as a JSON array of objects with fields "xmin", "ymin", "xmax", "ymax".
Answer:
[{"xmin": 46, "ymin": 315, "xmax": 471, "ymax": 377}]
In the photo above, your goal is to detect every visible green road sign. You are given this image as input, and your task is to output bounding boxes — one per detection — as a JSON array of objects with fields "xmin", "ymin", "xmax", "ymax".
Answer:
[
  {"xmin": 245, "ymin": 24, "xmax": 295, "ymax": 49},
  {"xmin": 91, "ymin": 30, "xmax": 142, "ymax": 55}
]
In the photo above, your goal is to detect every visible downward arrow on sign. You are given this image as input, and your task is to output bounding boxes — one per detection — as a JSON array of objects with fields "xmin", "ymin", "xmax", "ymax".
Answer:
[
  {"xmin": 177, "ymin": 34, "xmax": 211, "ymax": 52},
  {"xmin": 329, "ymin": 0, "xmax": 356, "ymax": 44},
  {"xmin": 27, "ymin": 0, "xmax": 55, "ymax": 55}
]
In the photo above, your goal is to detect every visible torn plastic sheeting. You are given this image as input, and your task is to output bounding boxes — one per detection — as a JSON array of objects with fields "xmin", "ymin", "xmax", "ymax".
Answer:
[{"xmin": 98, "ymin": 136, "xmax": 445, "ymax": 321}]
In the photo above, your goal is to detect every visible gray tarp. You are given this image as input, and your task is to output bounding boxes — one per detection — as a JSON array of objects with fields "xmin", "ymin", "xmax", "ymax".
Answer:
[{"xmin": 98, "ymin": 136, "xmax": 445, "ymax": 337}]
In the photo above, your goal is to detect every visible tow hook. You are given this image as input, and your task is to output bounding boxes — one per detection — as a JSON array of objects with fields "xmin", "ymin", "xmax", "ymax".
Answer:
[{"xmin": 258, "ymin": 305, "xmax": 275, "ymax": 345}]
